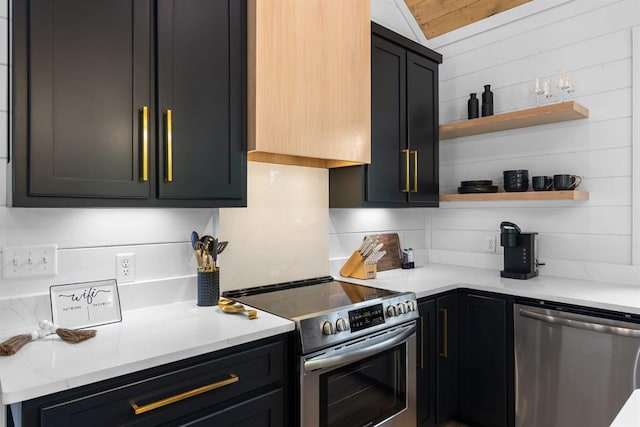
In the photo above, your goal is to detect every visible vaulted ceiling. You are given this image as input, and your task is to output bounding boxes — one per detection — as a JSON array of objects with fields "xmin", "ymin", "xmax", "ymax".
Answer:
[{"xmin": 404, "ymin": 0, "xmax": 532, "ymax": 39}]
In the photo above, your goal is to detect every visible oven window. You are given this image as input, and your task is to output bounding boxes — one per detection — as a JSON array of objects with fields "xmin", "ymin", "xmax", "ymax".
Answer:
[{"xmin": 319, "ymin": 343, "xmax": 406, "ymax": 427}]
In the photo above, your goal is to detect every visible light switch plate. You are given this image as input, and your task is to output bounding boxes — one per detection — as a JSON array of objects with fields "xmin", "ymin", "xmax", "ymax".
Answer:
[{"xmin": 2, "ymin": 244, "xmax": 58, "ymax": 279}]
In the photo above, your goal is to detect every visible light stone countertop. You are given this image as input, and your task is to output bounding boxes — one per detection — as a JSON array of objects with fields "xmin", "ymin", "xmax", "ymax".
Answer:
[
  {"xmin": 0, "ymin": 301, "xmax": 294, "ymax": 405},
  {"xmin": 3, "ymin": 262, "xmax": 640, "ymax": 409},
  {"xmin": 331, "ymin": 263, "xmax": 640, "ymax": 315}
]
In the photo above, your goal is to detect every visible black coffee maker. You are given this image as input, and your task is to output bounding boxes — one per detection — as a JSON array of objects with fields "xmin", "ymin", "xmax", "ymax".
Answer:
[{"xmin": 500, "ymin": 221, "xmax": 538, "ymax": 279}]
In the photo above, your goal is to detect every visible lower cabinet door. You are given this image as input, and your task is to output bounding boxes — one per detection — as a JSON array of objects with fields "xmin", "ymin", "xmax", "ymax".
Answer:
[
  {"xmin": 417, "ymin": 299, "xmax": 436, "ymax": 427},
  {"xmin": 458, "ymin": 292, "xmax": 513, "ymax": 427},
  {"xmin": 436, "ymin": 293, "xmax": 459, "ymax": 424},
  {"xmin": 180, "ymin": 388, "xmax": 284, "ymax": 427}
]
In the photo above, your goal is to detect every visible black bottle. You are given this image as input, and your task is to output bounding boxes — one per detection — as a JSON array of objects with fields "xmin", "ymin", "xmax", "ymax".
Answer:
[
  {"xmin": 482, "ymin": 84, "xmax": 494, "ymax": 116},
  {"xmin": 467, "ymin": 93, "xmax": 479, "ymax": 119}
]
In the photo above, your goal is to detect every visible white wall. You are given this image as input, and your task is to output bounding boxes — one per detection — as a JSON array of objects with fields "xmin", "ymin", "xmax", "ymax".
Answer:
[{"xmin": 430, "ymin": 0, "xmax": 640, "ymax": 284}]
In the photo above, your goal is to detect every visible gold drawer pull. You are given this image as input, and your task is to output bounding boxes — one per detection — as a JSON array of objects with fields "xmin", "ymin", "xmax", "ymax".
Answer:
[
  {"xmin": 140, "ymin": 106, "xmax": 149, "ymax": 182},
  {"xmin": 131, "ymin": 374, "xmax": 239, "ymax": 415},
  {"xmin": 411, "ymin": 150, "xmax": 418, "ymax": 192},
  {"xmin": 165, "ymin": 109, "xmax": 173, "ymax": 182},
  {"xmin": 439, "ymin": 308, "xmax": 448, "ymax": 358},
  {"xmin": 402, "ymin": 149, "xmax": 410, "ymax": 192}
]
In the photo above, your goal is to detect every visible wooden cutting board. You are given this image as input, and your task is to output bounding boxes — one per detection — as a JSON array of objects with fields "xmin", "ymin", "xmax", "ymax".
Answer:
[{"xmin": 365, "ymin": 233, "xmax": 402, "ymax": 271}]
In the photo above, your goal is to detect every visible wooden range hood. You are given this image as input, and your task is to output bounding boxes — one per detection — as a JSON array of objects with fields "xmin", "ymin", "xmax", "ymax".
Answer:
[{"xmin": 247, "ymin": 0, "xmax": 371, "ymax": 169}]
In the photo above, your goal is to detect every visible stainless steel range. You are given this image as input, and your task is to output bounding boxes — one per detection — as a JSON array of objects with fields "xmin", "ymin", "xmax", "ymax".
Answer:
[{"xmin": 224, "ymin": 276, "xmax": 418, "ymax": 427}]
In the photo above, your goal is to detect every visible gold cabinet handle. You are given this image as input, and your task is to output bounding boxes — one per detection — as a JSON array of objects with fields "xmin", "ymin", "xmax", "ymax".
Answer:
[
  {"xmin": 411, "ymin": 150, "xmax": 418, "ymax": 192},
  {"xmin": 419, "ymin": 315, "xmax": 425, "ymax": 369},
  {"xmin": 131, "ymin": 374, "xmax": 239, "ymax": 415},
  {"xmin": 439, "ymin": 308, "xmax": 448, "ymax": 358},
  {"xmin": 164, "ymin": 109, "xmax": 173, "ymax": 182},
  {"xmin": 140, "ymin": 106, "xmax": 149, "ymax": 182},
  {"xmin": 402, "ymin": 149, "xmax": 410, "ymax": 192}
]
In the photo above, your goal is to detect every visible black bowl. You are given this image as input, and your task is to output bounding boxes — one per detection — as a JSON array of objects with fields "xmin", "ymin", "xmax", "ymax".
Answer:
[
  {"xmin": 503, "ymin": 170, "xmax": 529, "ymax": 179},
  {"xmin": 504, "ymin": 180, "xmax": 529, "ymax": 192}
]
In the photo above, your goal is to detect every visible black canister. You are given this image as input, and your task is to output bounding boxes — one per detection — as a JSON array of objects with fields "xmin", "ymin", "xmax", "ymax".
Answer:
[
  {"xmin": 197, "ymin": 269, "xmax": 219, "ymax": 306},
  {"xmin": 482, "ymin": 84, "xmax": 494, "ymax": 117},
  {"xmin": 468, "ymin": 93, "xmax": 479, "ymax": 119}
]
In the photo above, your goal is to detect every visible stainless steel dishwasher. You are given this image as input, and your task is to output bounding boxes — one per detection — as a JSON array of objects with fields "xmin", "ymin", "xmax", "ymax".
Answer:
[{"xmin": 514, "ymin": 299, "xmax": 640, "ymax": 427}]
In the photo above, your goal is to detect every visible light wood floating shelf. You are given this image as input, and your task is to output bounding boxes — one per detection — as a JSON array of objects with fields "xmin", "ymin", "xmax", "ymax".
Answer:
[
  {"xmin": 440, "ymin": 101, "xmax": 589, "ymax": 140},
  {"xmin": 440, "ymin": 191, "xmax": 589, "ymax": 202}
]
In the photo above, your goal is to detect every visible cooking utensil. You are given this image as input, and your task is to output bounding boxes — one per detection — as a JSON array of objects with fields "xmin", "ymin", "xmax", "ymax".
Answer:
[
  {"xmin": 216, "ymin": 241, "xmax": 228, "ymax": 255},
  {"xmin": 191, "ymin": 231, "xmax": 200, "ymax": 250}
]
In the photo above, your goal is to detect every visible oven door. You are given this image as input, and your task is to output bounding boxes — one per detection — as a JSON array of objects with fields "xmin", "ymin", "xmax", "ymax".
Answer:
[{"xmin": 300, "ymin": 321, "xmax": 416, "ymax": 427}]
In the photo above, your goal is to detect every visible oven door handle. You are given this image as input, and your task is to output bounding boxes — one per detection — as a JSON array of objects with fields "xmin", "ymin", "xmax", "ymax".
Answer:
[{"xmin": 303, "ymin": 324, "xmax": 415, "ymax": 372}]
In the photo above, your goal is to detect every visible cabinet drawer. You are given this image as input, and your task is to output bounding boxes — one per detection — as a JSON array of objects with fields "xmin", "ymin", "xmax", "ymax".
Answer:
[
  {"xmin": 36, "ymin": 341, "xmax": 284, "ymax": 426},
  {"xmin": 182, "ymin": 388, "xmax": 284, "ymax": 426}
]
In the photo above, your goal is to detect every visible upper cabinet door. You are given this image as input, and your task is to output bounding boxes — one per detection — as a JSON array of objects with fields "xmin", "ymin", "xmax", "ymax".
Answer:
[
  {"xmin": 366, "ymin": 35, "xmax": 407, "ymax": 204},
  {"xmin": 14, "ymin": 0, "xmax": 152, "ymax": 201},
  {"xmin": 156, "ymin": 0, "xmax": 245, "ymax": 201},
  {"xmin": 407, "ymin": 51, "xmax": 439, "ymax": 205}
]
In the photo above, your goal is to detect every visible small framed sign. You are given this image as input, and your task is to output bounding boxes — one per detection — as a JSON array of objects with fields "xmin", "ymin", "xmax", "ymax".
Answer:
[{"xmin": 50, "ymin": 279, "xmax": 122, "ymax": 329}]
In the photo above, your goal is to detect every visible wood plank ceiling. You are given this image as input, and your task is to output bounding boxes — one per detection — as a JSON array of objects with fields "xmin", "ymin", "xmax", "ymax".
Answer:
[{"xmin": 405, "ymin": 0, "xmax": 532, "ymax": 39}]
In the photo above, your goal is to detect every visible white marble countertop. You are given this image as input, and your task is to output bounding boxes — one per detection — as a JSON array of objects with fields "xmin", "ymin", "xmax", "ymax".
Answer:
[
  {"xmin": 0, "ymin": 301, "xmax": 294, "ymax": 405},
  {"xmin": 331, "ymin": 263, "xmax": 640, "ymax": 315},
  {"xmin": 610, "ymin": 389, "xmax": 640, "ymax": 426},
  {"xmin": 3, "ymin": 262, "xmax": 640, "ymax": 409}
]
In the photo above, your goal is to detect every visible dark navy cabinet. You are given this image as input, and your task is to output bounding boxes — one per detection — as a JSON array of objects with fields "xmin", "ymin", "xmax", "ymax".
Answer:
[
  {"xmin": 417, "ymin": 290, "xmax": 514, "ymax": 427},
  {"xmin": 12, "ymin": 0, "xmax": 246, "ymax": 207},
  {"xmin": 329, "ymin": 23, "xmax": 441, "ymax": 208},
  {"xmin": 17, "ymin": 335, "xmax": 289, "ymax": 427}
]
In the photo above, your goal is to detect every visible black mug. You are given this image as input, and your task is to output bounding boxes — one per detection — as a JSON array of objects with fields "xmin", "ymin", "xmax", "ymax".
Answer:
[
  {"xmin": 553, "ymin": 174, "xmax": 582, "ymax": 190},
  {"xmin": 532, "ymin": 176, "xmax": 553, "ymax": 191}
]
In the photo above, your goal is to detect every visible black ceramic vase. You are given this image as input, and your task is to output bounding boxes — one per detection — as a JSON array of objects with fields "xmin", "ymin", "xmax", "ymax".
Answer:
[
  {"xmin": 468, "ymin": 93, "xmax": 479, "ymax": 119},
  {"xmin": 482, "ymin": 84, "xmax": 494, "ymax": 117}
]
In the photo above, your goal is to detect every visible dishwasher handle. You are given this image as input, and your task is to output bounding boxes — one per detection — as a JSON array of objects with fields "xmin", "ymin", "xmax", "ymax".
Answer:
[{"xmin": 519, "ymin": 308, "xmax": 640, "ymax": 338}]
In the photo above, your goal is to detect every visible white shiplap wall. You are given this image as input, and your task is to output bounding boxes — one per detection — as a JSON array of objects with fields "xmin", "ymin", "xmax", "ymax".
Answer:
[
  {"xmin": 331, "ymin": 0, "xmax": 640, "ymax": 286},
  {"xmin": 431, "ymin": 0, "xmax": 640, "ymax": 284}
]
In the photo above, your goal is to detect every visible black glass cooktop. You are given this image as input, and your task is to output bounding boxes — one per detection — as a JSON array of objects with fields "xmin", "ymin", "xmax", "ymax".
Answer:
[{"xmin": 223, "ymin": 276, "xmax": 397, "ymax": 319}]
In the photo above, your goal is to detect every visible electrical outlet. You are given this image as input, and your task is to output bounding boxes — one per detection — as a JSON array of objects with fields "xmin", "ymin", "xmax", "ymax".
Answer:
[
  {"xmin": 116, "ymin": 253, "xmax": 136, "ymax": 283},
  {"xmin": 484, "ymin": 235, "xmax": 496, "ymax": 253},
  {"xmin": 2, "ymin": 245, "xmax": 58, "ymax": 279}
]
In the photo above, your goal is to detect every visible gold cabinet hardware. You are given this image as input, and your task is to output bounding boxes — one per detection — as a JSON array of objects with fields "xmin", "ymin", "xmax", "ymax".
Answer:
[
  {"xmin": 140, "ymin": 106, "xmax": 149, "ymax": 182},
  {"xmin": 411, "ymin": 150, "xmax": 418, "ymax": 192},
  {"xmin": 439, "ymin": 308, "xmax": 448, "ymax": 358},
  {"xmin": 164, "ymin": 109, "xmax": 173, "ymax": 182},
  {"xmin": 419, "ymin": 315, "xmax": 425, "ymax": 369},
  {"xmin": 402, "ymin": 149, "xmax": 410, "ymax": 192},
  {"xmin": 131, "ymin": 374, "xmax": 239, "ymax": 415}
]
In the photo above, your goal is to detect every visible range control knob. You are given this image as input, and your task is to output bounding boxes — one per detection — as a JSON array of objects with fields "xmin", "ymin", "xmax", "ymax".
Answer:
[
  {"xmin": 406, "ymin": 301, "xmax": 416, "ymax": 312},
  {"xmin": 386, "ymin": 305, "xmax": 397, "ymax": 317},
  {"xmin": 322, "ymin": 320, "xmax": 335, "ymax": 335},
  {"xmin": 396, "ymin": 303, "xmax": 407, "ymax": 315},
  {"xmin": 335, "ymin": 318, "xmax": 349, "ymax": 332}
]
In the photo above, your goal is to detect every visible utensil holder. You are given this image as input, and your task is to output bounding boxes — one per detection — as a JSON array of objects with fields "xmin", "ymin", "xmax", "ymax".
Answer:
[{"xmin": 197, "ymin": 269, "xmax": 219, "ymax": 306}]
